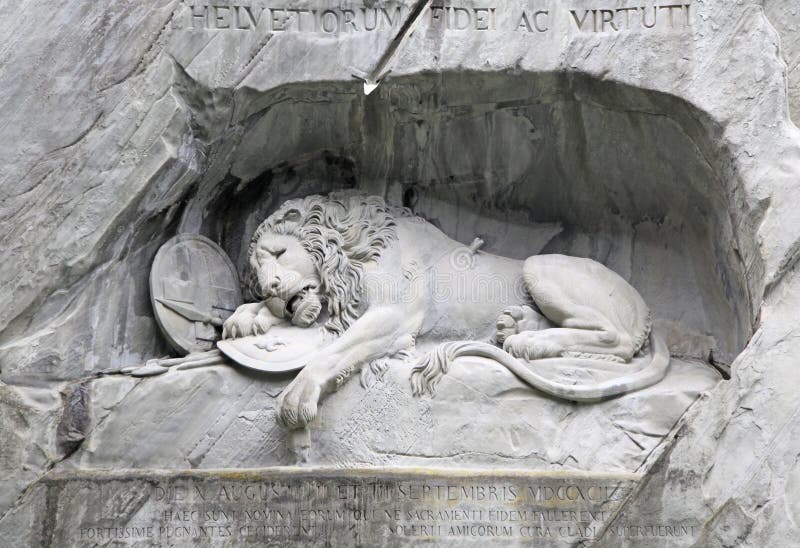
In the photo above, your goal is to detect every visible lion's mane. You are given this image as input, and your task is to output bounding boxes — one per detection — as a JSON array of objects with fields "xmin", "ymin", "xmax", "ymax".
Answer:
[{"xmin": 249, "ymin": 192, "xmax": 410, "ymax": 335}]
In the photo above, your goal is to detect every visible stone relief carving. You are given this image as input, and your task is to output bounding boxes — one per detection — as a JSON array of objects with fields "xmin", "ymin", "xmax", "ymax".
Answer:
[
  {"xmin": 211, "ymin": 191, "xmax": 671, "ymax": 429},
  {"xmin": 132, "ymin": 234, "xmax": 241, "ymax": 377},
  {"xmin": 150, "ymin": 234, "xmax": 241, "ymax": 355},
  {"xmin": 3, "ymin": 0, "xmax": 795, "ymax": 541}
]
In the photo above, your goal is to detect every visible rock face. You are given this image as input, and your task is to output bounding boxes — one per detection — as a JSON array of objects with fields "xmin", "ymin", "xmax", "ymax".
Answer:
[
  {"xmin": 764, "ymin": 2, "xmax": 800, "ymax": 123},
  {"xmin": 68, "ymin": 357, "xmax": 719, "ymax": 472},
  {"xmin": 1, "ymin": 0, "xmax": 800, "ymax": 546}
]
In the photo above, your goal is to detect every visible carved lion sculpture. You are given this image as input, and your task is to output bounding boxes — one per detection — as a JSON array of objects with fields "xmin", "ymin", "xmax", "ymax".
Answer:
[{"xmin": 223, "ymin": 192, "xmax": 669, "ymax": 429}]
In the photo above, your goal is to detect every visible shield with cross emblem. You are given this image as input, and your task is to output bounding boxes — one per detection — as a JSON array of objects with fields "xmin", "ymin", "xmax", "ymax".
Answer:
[{"xmin": 150, "ymin": 234, "xmax": 242, "ymax": 355}]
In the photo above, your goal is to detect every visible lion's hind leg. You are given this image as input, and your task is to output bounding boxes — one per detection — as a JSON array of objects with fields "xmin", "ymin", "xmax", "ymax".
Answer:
[
  {"xmin": 503, "ymin": 327, "xmax": 633, "ymax": 362},
  {"xmin": 513, "ymin": 257, "xmax": 640, "ymax": 362}
]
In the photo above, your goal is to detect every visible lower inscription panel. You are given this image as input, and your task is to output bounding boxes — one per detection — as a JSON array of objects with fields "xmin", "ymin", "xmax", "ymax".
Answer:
[{"xmin": 37, "ymin": 468, "xmax": 696, "ymax": 546}]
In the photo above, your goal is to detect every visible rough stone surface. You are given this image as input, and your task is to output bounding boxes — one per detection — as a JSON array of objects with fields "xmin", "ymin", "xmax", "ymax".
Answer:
[
  {"xmin": 1, "ymin": 0, "xmax": 800, "ymax": 545},
  {"xmin": 764, "ymin": 1, "xmax": 800, "ymax": 122},
  {"xmin": 594, "ymin": 264, "xmax": 800, "ymax": 547},
  {"xmin": 0, "ymin": 384, "xmax": 61, "ymax": 519},
  {"xmin": 4, "ymin": 0, "xmax": 791, "ymax": 382},
  {"xmin": 29, "ymin": 469, "xmax": 641, "ymax": 547},
  {"xmin": 63, "ymin": 357, "xmax": 718, "ymax": 472}
]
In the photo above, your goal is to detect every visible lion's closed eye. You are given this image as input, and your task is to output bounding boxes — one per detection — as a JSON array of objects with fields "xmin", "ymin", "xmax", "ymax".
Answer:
[{"xmin": 258, "ymin": 244, "xmax": 286, "ymax": 261}]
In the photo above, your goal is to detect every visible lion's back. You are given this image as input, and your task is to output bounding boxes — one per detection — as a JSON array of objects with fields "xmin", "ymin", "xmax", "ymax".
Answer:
[{"xmin": 394, "ymin": 216, "xmax": 462, "ymax": 256}]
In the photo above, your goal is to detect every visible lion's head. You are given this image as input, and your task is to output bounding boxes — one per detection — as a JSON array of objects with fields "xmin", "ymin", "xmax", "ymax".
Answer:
[{"xmin": 248, "ymin": 192, "xmax": 407, "ymax": 334}]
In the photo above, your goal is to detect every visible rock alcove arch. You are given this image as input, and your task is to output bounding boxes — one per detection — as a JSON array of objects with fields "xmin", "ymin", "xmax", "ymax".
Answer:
[
  {"xmin": 195, "ymin": 70, "xmax": 759, "ymax": 368},
  {"xmin": 63, "ymin": 69, "xmax": 761, "ymax": 472}
]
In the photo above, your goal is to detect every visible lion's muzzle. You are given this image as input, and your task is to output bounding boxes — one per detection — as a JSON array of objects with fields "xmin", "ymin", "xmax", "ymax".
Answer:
[{"xmin": 287, "ymin": 288, "xmax": 322, "ymax": 327}]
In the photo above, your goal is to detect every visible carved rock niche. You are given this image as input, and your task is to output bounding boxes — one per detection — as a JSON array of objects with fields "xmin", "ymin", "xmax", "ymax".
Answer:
[
  {"xmin": 4, "ymin": 1, "xmax": 800, "ymax": 544},
  {"xmin": 202, "ymin": 72, "xmax": 756, "ymax": 368},
  {"xmin": 53, "ymin": 71, "xmax": 748, "ymax": 474}
]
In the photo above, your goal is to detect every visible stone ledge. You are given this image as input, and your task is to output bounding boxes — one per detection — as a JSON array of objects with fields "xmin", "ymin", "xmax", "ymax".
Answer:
[
  {"xmin": 67, "ymin": 356, "xmax": 720, "ymax": 473},
  {"xmin": 34, "ymin": 467, "xmax": 654, "ymax": 547}
]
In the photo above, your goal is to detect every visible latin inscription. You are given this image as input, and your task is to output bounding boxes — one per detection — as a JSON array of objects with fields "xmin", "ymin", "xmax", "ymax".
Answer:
[
  {"xmin": 40, "ymin": 470, "xmax": 700, "ymax": 546},
  {"xmin": 183, "ymin": 2, "xmax": 693, "ymax": 34},
  {"xmin": 188, "ymin": 5, "xmax": 404, "ymax": 33}
]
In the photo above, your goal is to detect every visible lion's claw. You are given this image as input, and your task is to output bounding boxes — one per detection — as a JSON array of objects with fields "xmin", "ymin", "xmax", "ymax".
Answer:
[
  {"xmin": 495, "ymin": 308, "xmax": 521, "ymax": 345},
  {"xmin": 277, "ymin": 373, "xmax": 322, "ymax": 429},
  {"xmin": 252, "ymin": 315, "xmax": 273, "ymax": 335},
  {"xmin": 222, "ymin": 315, "xmax": 252, "ymax": 339}
]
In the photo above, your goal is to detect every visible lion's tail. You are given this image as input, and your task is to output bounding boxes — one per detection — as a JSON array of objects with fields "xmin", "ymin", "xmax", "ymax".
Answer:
[{"xmin": 410, "ymin": 330, "xmax": 670, "ymax": 402}]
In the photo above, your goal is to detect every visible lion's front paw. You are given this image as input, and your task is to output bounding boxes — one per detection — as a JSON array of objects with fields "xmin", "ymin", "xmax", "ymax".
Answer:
[
  {"xmin": 223, "ymin": 307, "xmax": 274, "ymax": 339},
  {"xmin": 222, "ymin": 312, "xmax": 256, "ymax": 339},
  {"xmin": 277, "ymin": 372, "xmax": 323, "ymax": 429}
]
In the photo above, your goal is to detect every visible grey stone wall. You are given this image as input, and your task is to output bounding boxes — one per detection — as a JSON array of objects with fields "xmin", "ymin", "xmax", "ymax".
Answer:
[{"xmin": 2, "ymin": 1, "xmax": 800, "ymax": 546}]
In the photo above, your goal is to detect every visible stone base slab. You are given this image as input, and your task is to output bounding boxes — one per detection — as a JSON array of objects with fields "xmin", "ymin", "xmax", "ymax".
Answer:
[{"xmin": 26, "ymin": 467, "xmax": 702, "ymax": 547}]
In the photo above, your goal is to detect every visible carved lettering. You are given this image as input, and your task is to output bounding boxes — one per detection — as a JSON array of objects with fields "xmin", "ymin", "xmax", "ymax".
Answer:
[
  {"xmin": 244, "ymin": 6, "xmax": 265, "ymax": 28},
  {"xmin": 474, "ymin": 8, "xmax": 492, "ymax": 30},
  {"xmin": 191, "ymin": 5, "xmax": 207, "ymax": 28},
  {"xmin": 568, "ymin": 4, "xmax": 692, "ymax": 32},
  {"xmin": 616, "ymin": 7, "xmax": 638, "ymax": 28},
  {"xmin": 60, "ymin": 474, "xmax": 700, "ymax": 543},
  {"xmin": 187, "ymin": 5, "xmax": 407, "ymax": 33},
  {"xmin": 452, "ymin": 7, "xmax": 471, "ymax": 30},
  {"xmin": 271, "ymin": 8, "xmax": 288, "ymax": 31},
  {"xmin": 56, "ymin": 471, "xmax": 688, "ymax": 544},
  {"xmin": 642, "ymin": 7, "xmax": 657, "ymax": 28},
  {"xmin": 51, "ymin": 467, "xmax": 710, "ymax": 545},
  {"xmin": 362, "ymin": 7, "xmax": 378, "ymax": 31},
  {"xmin": 600, "ymin": 9, "xmax": 618, "ymax": 32},
  {"xmin": 213, "ymin": 5, "xmax": 231, "ymax": 29},
  {"xmin": 659, "ymin": 4, "xmax": 685, "ymax": 27},
  {"xmin": 321, "ymin": 10, "xmax": 338, "ymax": 33},
  {"xmin": 533, "ymin": 10, "xmax": 549, "ymax": 33},
  {"xmin": 430, "ymin": 6, "xmax": 496, "ymax": 31},
  {"xmin": 570, "ymin": 9, "xmax": 595, "ymax": 32},
  {"xmin": 382, "ymin": 6, "xmax": 401, "ymax": 28},
  {"xmin": 516, "ymin": 10, "xmax": 549, "ymax": 33},
  {"xmin": 342, "ymin": 9, "xmax": 357, "ymax": 32},
  {"xmin": 185, "ymin": 3, "xmax": 692, "ymax": 34}
]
